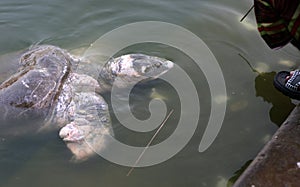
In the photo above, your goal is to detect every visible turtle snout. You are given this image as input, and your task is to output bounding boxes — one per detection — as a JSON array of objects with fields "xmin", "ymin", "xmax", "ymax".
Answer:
[
  {"xmin": 59, "ymin": 123, "xmax": 84, "ymax": 142},
  {"xmin": 165, "ymin": 60, "xmax": 174, "ymax": 69}
]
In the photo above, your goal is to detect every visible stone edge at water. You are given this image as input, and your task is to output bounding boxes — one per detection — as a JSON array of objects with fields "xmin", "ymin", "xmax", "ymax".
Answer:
[{"xmin": 233, "ymin": 105, "xmax": 300, "ymax": 187}]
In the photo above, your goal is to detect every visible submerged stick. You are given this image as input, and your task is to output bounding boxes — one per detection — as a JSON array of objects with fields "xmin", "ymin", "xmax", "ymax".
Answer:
[
  {"xmin": 238, "ymin": 53, "xmax": 260, "ymax": 74},
  {"xmin": 126, "ymin": 109, "xmax": 174, "ymax": 177},
  {"xmin": 240, "ymin": 5, "xmax": 254, "ymax": 22}
]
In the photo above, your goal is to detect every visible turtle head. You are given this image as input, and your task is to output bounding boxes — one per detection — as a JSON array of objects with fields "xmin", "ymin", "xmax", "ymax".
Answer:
[
  {"xmin": 127, "ymin": 54, "xmax": 174, "ymax": 78},
  {"xmin": 99, "ymin": 54, "xmax": 174, "ymax": 89}
]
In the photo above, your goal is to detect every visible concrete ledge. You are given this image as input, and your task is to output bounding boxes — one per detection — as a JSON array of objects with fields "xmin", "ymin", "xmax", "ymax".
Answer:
[{"xmin": 233, "ymin": 105, "xmax": 300, "ymax": 187}]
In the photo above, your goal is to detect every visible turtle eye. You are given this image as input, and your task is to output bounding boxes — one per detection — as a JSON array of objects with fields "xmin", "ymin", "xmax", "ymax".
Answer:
[
  {"xmin": 144, "ymin": 66, "xmax": 150, "ymax": 73},
  {"xmin": 155, "ymin": 62, "xmax": 161, "ymax": 67}
]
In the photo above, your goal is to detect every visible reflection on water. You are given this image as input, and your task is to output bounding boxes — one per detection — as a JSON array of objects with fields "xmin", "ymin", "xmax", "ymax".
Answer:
[{"xmin": 255, "ymin": 72, "xmax": 295, "ymax": 126}]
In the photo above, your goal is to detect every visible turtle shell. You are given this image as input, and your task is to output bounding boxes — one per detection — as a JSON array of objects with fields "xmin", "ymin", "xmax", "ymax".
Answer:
[{"xmin": 0, "ymin": 45, "xmax": 73, "ymax": 120}]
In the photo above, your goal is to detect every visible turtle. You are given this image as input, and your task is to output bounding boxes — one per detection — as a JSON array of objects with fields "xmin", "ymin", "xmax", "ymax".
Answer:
[{"xmin": 0, "ymin": 45, "xmax": 174, "ymax": 161}]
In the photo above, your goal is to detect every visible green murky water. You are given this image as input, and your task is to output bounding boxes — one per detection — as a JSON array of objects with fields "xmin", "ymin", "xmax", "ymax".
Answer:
[{"xmin": 0, "ymin": 0, "xmax": 300, "ymax": 186}]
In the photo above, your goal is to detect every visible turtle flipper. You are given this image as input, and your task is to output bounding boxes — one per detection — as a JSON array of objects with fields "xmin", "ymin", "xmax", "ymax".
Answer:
[{"xmin": 58, "ymin": 73, "xmax": 113, "ymax": 161}]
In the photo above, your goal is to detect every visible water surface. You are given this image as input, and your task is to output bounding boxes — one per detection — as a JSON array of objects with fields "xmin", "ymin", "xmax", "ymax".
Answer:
[{"xmin": 0, "ymin": 0, "xmax": 299, "ymax": 187}]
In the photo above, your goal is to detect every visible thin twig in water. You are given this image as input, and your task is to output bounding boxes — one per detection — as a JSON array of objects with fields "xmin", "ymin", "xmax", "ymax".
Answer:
[
  {"xmin": 240, "ymin": 5, "xmax": 254, "ymax": 22},
  {"xmin": 126, "ymin": 109, "xmax": 174, "ymax": 177},
  {"xmin": 238, "ymin": 53, "xmax": 260, "ymax": 74}
]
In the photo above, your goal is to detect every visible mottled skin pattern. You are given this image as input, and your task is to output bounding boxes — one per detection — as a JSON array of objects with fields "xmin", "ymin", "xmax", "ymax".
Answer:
[
  {"xmin": 99, "ymin": 54, "xmax": 174, "ymax": 91},
  {"xmin": 56, "ymin": 72, "xmax": 112, "ymax": 161},
  {"xmin": 0, "ymin": 45, "xmax": 174, "ymax": 161},
  {"xmin": 0, "ymin": 45, "xmax": 72, "ymax": 121}
]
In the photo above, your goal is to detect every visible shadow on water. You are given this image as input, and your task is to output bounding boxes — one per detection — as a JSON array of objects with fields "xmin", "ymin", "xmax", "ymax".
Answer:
[
  {"xmin": 227, "ymin": 71, "xmax": 296, "ymax": 186},
  {"xmin": 238, "ymin": 55, "xmax": 296, "ymax": 124},
  {"xmin": 254, "ymin": 72, "xmax": 295, "ymax": 127}
]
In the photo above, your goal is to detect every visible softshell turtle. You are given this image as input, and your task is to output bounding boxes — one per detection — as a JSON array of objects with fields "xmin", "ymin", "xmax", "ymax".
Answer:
[{"xmin": 0, "ymin": 45, "xmax": 174, "ymax": 161}]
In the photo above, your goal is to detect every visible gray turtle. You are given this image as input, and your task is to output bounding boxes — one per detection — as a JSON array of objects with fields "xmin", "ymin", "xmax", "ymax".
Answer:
[{"xmin": 0, "ymin": 45, "xmax": 173, "ymax": 161}]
